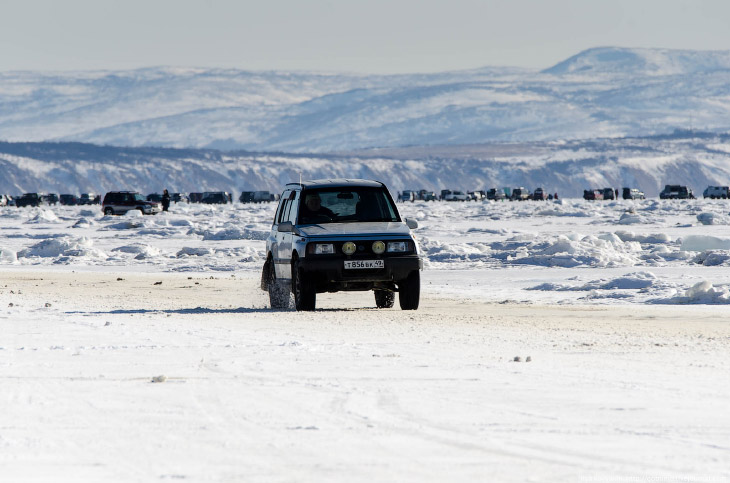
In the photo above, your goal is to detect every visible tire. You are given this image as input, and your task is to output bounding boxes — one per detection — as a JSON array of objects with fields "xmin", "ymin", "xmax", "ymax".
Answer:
[
  {"xmin": 104, "ymin": 207, "xmax": 114, "ymax": 215},
  {"xmin": 399, "ymin": 270, "xmax": 420, "ymax": 310},
  {"xmin": 293, "ymin": 259, "xmax": 316, "ymax": 311},
  {"xmin": 267, "ymin": 262, "xmax": 289, "ymax": 309},
  {"xmin": 374, "ymin": 290, "xmax": 395, "ymax": 309}
]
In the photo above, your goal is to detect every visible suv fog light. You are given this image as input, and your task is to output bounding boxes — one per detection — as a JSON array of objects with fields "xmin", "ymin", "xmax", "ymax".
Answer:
[
  {"xmin": 372, "ymin": 241, "xmax": 386, "ymax": 254},
  {"xmin": 315, "ymin": 243, "xmax": 335, "ymax": 254},
  {"xmin": 387, "ymin": 241, "xmax": 408, "ymax": 252},
  {"xmin": 342, "ymin": 241, "xmax": 356, "ymax": 255}
]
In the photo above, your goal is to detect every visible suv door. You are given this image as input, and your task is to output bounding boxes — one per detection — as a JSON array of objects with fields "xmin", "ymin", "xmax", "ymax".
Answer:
[{"xmin": 273, "ymin": 190, "xmax": 299, "ymax": 280}]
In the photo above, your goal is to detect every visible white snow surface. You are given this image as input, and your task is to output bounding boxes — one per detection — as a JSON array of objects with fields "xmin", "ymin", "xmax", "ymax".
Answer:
[{"xmin": 2, "ymin": 199, "xmax": 730, "ymax": 481}]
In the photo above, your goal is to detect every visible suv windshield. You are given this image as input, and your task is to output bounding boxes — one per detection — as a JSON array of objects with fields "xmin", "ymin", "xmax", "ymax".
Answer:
[{"xmin": 299, "ymin": 187, "xmax": 399, "ymax": 225}]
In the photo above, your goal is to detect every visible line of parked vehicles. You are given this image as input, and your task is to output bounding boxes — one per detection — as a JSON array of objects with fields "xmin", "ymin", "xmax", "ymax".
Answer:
[
  {"xmin": 398, "ymin": 188, "xmax": 560, "ymax": 202},
  {"xmin": 0, "ymin": 189, "xmax": 284, "ymax": 208}
]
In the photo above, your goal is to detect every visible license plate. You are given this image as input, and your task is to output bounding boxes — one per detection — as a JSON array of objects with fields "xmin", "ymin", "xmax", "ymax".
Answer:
[{"xmin": 344, "ymin": 260, "xmax": 384, "ymax": 269}]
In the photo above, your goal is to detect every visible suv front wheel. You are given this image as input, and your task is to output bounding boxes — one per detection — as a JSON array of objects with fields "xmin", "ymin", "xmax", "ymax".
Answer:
[
  {"xmin": 104, "ymin": 207, "xmax": 114, "ymax": 215},
  {"xmin": 398, "ymin": 271, "xmax": 420, "ymax": 310}
]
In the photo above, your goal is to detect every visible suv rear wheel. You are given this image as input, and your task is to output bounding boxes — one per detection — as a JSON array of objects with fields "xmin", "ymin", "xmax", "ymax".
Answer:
[
  {"xmin": 104, "ymin": 207, "xmax": 114, "ymax": 215},
  {"xmin": 374, "ymin": 290, "xmax": 395, "ymax": 308},
  {"xmin": 293, "ymin": 259, "xmax": 316, "ymax": 311},
  {"xmin": 398, "ymin": 271, "xmax": 420, "ymax": 310},
  {"xmin": 267, "ymin": 262, "xmax": 289, "ymax": 309}
]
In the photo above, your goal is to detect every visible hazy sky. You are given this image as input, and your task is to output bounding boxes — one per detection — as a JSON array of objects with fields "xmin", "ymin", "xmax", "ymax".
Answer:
[{"xmin": 2, "ymin": 0, "xmax": 729, "ymax": 73}]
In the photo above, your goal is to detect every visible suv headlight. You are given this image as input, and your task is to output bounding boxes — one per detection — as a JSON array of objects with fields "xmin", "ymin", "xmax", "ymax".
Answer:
[
  {"xmin": 372, "ymin": 241, "xmax": 385, "ymax": 254},
  {"xmin": 387, "ymin": 241, "xmax": 408, "ymax": 252},
  {"xmin": 314, "ymin": 243, "xmax": 335, "ymax": 255}
]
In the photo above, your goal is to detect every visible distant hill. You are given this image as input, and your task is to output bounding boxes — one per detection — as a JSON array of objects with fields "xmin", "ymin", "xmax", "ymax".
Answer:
[
  {"xmin": 2, "ymin": 133, "xmax": 730, "ymax": 198},
  {"xmin": 1, "ymin": 48, "xmax": 730, "ymax": 151},
  {"xmin": 543, "ymin": 47, "xmax": 730, "ymax": 76}
]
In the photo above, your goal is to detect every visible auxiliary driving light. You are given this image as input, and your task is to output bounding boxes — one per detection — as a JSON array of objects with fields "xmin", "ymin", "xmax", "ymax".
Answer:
[
  {"xmin": 372, "ymin": 241, "xmax": 386, "ymax": 254},
  {"xmin": 342, "ymin": 241, "xmax": 357, "ymax": 255}
]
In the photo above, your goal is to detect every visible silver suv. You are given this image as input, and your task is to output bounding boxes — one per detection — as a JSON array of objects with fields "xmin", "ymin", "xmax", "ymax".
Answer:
[
  {"xmin": 261, "ymin": 179, "xmax": 423, "ymax": 311},
  {"xmin": 102, "ymin": 191, "xmax": 161, "ymax": 215}
]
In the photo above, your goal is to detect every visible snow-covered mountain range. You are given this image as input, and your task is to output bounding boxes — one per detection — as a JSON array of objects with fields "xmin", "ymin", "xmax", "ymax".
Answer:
[{"xmin": 2, "ymin": 47, "xmax": 730, "ymax": 152}]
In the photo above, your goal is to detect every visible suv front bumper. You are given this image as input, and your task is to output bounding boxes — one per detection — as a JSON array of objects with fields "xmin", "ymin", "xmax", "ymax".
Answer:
[{"xmin": 299, "ymin": 254, "xmax": 422, "ymax": 288}]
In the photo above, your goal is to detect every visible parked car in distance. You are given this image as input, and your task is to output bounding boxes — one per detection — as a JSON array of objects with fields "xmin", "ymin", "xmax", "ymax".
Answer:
[
  {"xmin": 254, "ymin": 191, "xmax": 277, "ymax": 202},
  {"xmin": 417, "ymin": 190, "xmax": 437, "ymax": 201},
  {"xmin": 660, "ymin": 185, "xmax": 693, "ymax": 199},
  {"xmin": 102, "ymin": 191, "xmax": 161, "ymax": 215},
  {"xmin": 486, "ymin": 188, "xmax": 507, "ymax": 201},
  {"xmin": 0, "ymin": 194, "xmax": 11, "ymax": 206},
  {"xmin": 78, "ymin": 193, "xmax": 98, "ymax": 205},
  {"xmin": 201, "ymin": 191, "xmax": 230, "ymax": 204},
  {"xmin": 262, "ymin": 178, "xmax": 422, "ymax": 311},
  {"xmin": 399, "ymin": 190, "xmax": 416, "ymax": 202},
  {"xmin": 444, "ymin": 190, "xmax": 469, "ymax": 201},
  {"xmin": 171, "ymin": 192, "xmax": 188, "ymax": 203},
  {"xmin": 239, "ymin": 191, "xmax": 256, "ymax": 203},
  {"xmin": 603, "ymin": 188, "xmax": 616, "ymax": 200},
  {"xmin": 583, "ymin": 189, "xmax": 604, "ymax": 201},
  {"xmin": 42, "ymin": 193, "xmax": 59, "ymax": 205},
  {"xmin": 467, "ymin": 190, "xmax": 486, "ymax": 201},
  {"xmin": 15, "ymin": 193, "xmax": 45, "ymax": 207},
  {"xmin": 532, "ymin": 188, "xmax": 547, "ymax": 200},
  {"xmin": 510, "ymin": 187, "xmax": 530, "ymax": 201},
  {"xmin": 147, "ymin": 193, "xmax": 163, "ymax": 202},
  {"xmin": 622, "ymin": 187, "xmax": 645, "ymax": 200},
  {"xmin": 189, "ymin": 192, "xmax": 204, "ymax": 203},
  {"xmin": 703, "ymin": 186, "xmax": 729, "ymax": 199},
  {"xmin": 59, "ymin": 194, "xmax": 78, "ymax": 205}
]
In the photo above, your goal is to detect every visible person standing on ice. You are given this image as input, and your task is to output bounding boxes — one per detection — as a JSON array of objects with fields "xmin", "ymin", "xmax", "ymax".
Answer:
[{"xmin": 162, "ymin": 189, "xmax": 170, "ymax": 212}]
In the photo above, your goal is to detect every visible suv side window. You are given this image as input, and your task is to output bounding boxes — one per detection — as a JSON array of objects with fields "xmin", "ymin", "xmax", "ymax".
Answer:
[
  {"xmin": 275, "ymin": 190, "xmax": 291, "ymax": 224},
  {"xmin": 283, "ymin": 191, "xmax": 298, "ymax": 223}
]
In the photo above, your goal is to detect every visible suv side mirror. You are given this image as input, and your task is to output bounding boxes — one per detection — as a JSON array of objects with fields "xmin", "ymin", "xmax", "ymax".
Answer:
[
  {"xmin": 405, "ymin": 218, "xmax": 418, "ymax": 229},
  {"xmin": 277, "ymin": 221, "xmax": 293, "ymax": 233}
]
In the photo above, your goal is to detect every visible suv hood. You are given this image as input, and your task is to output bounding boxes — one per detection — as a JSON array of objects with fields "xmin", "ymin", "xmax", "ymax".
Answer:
[{"xmin": 297, "ymin": 222, "xmax": 411, "ymax": 238}]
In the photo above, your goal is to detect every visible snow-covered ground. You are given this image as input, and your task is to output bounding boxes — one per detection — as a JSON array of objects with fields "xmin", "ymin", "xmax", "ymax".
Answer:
[{"xmin": 2, "ymin": 199, "xmax": 730, "ymax": 481}]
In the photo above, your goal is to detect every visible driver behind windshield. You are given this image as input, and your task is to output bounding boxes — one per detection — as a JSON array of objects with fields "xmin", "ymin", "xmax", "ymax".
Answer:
[{"xmin": 299, "ymin": 192, "xmax": 336, "ymax": 224}]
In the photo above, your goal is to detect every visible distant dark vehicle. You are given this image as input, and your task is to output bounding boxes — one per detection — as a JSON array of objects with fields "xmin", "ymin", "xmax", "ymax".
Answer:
[
  {"xmin": 622, "ymin": 188, "xmax": 645, "ymax": 200},
  {"xmin": 239, "ymin": 191, "xmax": 256, "ymax": 203},
  {"xmin": 78, "ymin": 193, "xmax": 98, "ymax": 205},
  {"xmin": 399, "ymin": 190, "xmax": 416, "ymax": 202},
  {"xmin": 201, "ymin": 191, "xmax": 230, "ymax": 204},
  {"xmin": 440, "ymin": 189, "xmax": 451, "ymax": 200},
  {"xmin": 532, "ymin": 188, "xmax": 547, "ymax": 200},
  {"xmin": 189, "ymin": 192, "xmax": 204, "ymax": 203},
  {"xmin": 102, "ymin": 191, "xmax": 161, "ymax": 215},
  {"xmin": 253, "ymin": 191, "xmax": 276, "ymax": 203},
  {"xmin": 15, "ymin": 193, "xmax": 45, "ymax": 207},
  {"xmin": 42, "ymin": 193, "xmax": 59, "ymax": 205},
  {"xmin": 418, "ymin": 190, "xmax": 437, "ymax": 201},
  {"xmin": 147, "ymin": 193, "xmax": 163, "ymax": 202},
  {"xmin": 583, "ymin": 189, "xmax": 604, "ymax": 201},
  {"xmin": 603, "ymin": 188, "xmax": 615, "ymax": 200},
  {"xmin": 171, "ymin": 192, "xmax": 188, "ymax": 203},
  {"xmin": 60, "ymin": 194, "xmax": 78, "ymax": 205},
  {"xmin": 510, "ymin": 187, "xmax": 530, "ymax": 201},
  {"xmin": 660, "ymin": 184, "xmax": 693, "ymax": 199},
  {"xmin": 486, "ymin": 188, "xmax": 507, "ymax": 201}
]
